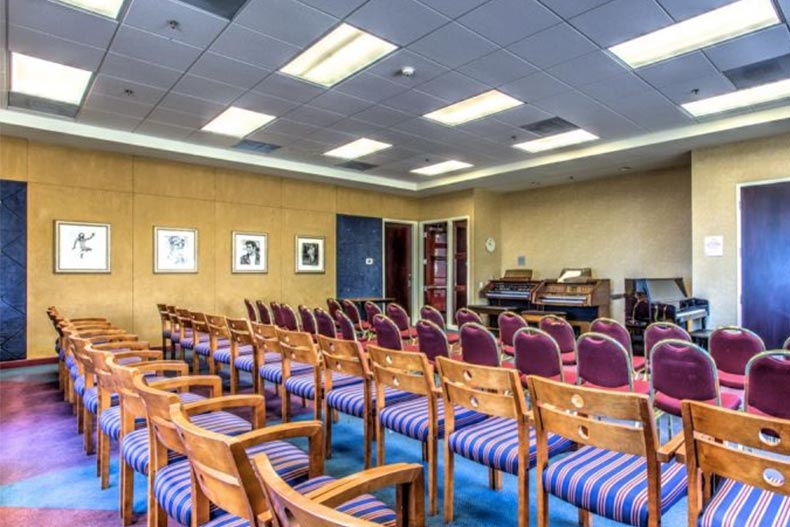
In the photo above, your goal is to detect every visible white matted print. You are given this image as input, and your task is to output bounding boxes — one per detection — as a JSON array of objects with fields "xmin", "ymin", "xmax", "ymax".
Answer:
[
  {"xmin": 233, "ymin": 231, "xmax": 267, "ymax": 273},
  {"xmin": 295, "ymin": 235, "xmax": 325, "ymax": 274},
  {"xmin": 154, "ymin": 227, "xmax": 198, "ymax": 273},
  {"xmin": 55, "ymin": 221, "xmax": 111, "ymax": 273}
]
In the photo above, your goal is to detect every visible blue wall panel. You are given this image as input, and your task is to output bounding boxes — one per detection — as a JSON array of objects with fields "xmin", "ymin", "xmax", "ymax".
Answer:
[
  {"xmin": 336, "ymin": 214, "xmax": 382, "ymax": 299},
  {"xmin": 1, "ymin": 180, "xmax": 27, "ymax": 361}
]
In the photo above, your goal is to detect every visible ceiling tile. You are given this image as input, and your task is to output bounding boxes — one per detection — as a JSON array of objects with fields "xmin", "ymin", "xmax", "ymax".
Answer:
[
  {"xmin": 508, "ymin": 23, "xmax": 597, "ymax": 69},
  {"xmin": 100, "ymin": 52, "xmax": 183, "ymax": 90},
  {"xmin": 458, "ymin": 118, "xmax": 526, "ymax": 144},
  {"xmin": 492, "ymin": 104, "xmax": 554, "ymax": 126},
  {"xmin": 123, "ymin": 0, "xmax": 229, "ymax": 48},
  {"xmin": 330, "ymin": 118, "xmax": 387, "ymax": 136},
  {"xmin": 90, "ymin": 74, "xmax": 167, "ymax": 105},
  {"xmin": 309, "ymin": 91, "xmax": 372, "ymax": 115},
  {"xmin": 778, "ymin": 0, "xmax": 790, "ymax": 19},
  {"xmin": 245, "ymin": 129, "xmax": 299, "ymax": 147},
  {"xmin": 77, "ymin": 108, "xmax": 143, "ymax": 131},
  {"xmin": 392, "ymin": 117, "xmax": 457, "ymax": 139},
  {"xmin": 533, "ymin": 90, "xmax": 644, "ymax": 137},
  {"xmin": 604, "ymin": 91, "xmax": 695, "ymax": 130},
  {"xmin": 658, "ymin": 71, "xmax": 735, "ymax": 104},
  {"xmin": 416, "ymin": 0, "xmax": 489, "ymax": 18},
  {"xmin": 408, "ymin": 22, "xmax": 498, "ymax": 69},
  {"xmin": 704, "ymin": 25, "xmax": 790, "ymax": 72},
  {"xmin": 334, "ymin": 73, "xmax": 409, "ymax": 102},
  {"xmin": 110, "ymin": 25, "xmax": 202, "ymax": 71},
  {"xmin": 500, "ymin": 71, "xmax": 572, "ymax": 102},
  {"xmin": 458, "ymin": 49, "xmax": 537, "ymax": 86},
  {"xmin": 188, "ymin": 52, "xmax": 270, "ymax": 90},
  {"xmin": 636, "ymin": 51, "xmax": 720, "ymax": 87},
  {"xmin": 548, "ymin": 50, "xmax": 628, "ymax": 86},
  {"xmin": 254, "ymin": 72, "xmax": 326, "ymax": 104},
  {"xmin": 82, "ymin": 92, "xmax": 155, "ymax": 119},
  {"xmin": 258, "ymin": 118, "xmax": 321, "ymax": 138},
  {"xmin": 295, "ymin": 0, "xmax": 366, "ymax": 18},
  {"xmin": 158, "ymin": 92, "xmax": 226, "ymax": 118},
  {"xmin": 347, "ymin": 0, "xmax": 450, "ymax": 46},
  {"xmin": 569, "ymin": 0, "xmax": 673, "ymax": 48},
  {"xmin": 283, "ymin": 105, "xmax": 345, "ymax": 127},
  {"xmin": 9, "ymin": 0, "xmax": 117, "ymax": 49},
  {"xmin": 187, "ymin": 130, "xmax": 239, "ymax": 148},
  {"xmin": 147, "ymin": 106, "xmax": 210, "ymax": 128},
  {"xmin": 416, "ymin": 71, "xmax": 489, "ymax": 102},
  {"xmin": 366, "ymin": 49, "xmax": 450, "ymax": 87},
  {"xmin": 172, "ymin": 74, "xmax": 246, "ymax": 105},
  {"xmin": 236, "ymin": 0, "xmax": 337, "ymax": 47},
  {"xmin": 210, "ymin": 24, "xmax": 300, "ymax": 71},
  {"xmin": 352, "ymin": 105, "xmax": 413, "ymax": 126},
  {"xmin": 537, "ymin": 0, "xmax": 614, "ymax": 19},
  {"xmin": 305, "ymin": 128, "xmax": 357, "ymax": 146},
  {"xmin": 578, "ymin": 72, "xmax": 653, "ymax": 105},
  {"xmin": 8, "ymin": 24, "xmax": 106, "ymax": 71},
  {"xmin": 657, "ymin": 0, "xmax": 734, "ymax": 21},
  {"xmin": 135, "ymin": 119, "xmax": 196, "ymax": 140},
  {"xmin": 459, "ymin": 0, "xmax": 560, "ymax": 46},
  {"xmin": 383, "ymin": 89, "xmax": 450, "ymax": 114},
  {"xmin": 234, "ymin": 90, "xmax": 301, "ymax": 116}
]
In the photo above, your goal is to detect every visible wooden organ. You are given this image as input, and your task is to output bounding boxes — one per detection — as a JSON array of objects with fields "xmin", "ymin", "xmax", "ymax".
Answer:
[{"xmin": 531, "ymin": 268, "xmax": 611, "ymax": 323}]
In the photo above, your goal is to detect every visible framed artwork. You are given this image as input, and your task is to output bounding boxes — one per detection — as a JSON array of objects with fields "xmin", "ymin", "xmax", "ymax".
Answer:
[
  {"xmin": 54, "ymin": 220, "xmax": 111, "ymax": 273},
  {"xmin": 154, "ymin": 227, "xmax": 198, "ymax": 273},
  {"xmin": 295, "ymin": 235, "xmax": 325, "ymax": 274},
  {"xmin": 232, "ymin": 231, "xmax": 268, "ymax": 273}
]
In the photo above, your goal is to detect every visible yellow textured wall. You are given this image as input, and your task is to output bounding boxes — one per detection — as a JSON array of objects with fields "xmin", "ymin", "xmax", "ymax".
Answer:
[
  {"xmin": 472, "ymin": 189, "xmax": 501, "ymax": 301},
  {"xmin": 499, "ymin": 167, "xmax": 693, "ymax": 323},
  {"xmin": 691, "ymin": 133, "xmax": 790, "ymax": 327}
]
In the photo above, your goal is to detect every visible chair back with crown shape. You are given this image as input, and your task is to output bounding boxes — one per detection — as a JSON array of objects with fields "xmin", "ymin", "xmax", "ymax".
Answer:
[
  {"xmin": 244, "ymin": 299, "xmax": 257, "ymax": 322},
  {"xmin": 326, "ymin": 298, "xmax": 342, "ymax": 321},
  {"xmin": 644, "ymin": 322, "xmax": 690, "ymax": 361},
  {"xmin": 416, "ymin": 319, "xmax": 449, "ymax": 362},
  {"xmin": 298, "ymin": 305, "xmax": 317, "ymax": 336},
  {"xmin": 280, "ymin": 304, "xmax": 300, "ymax": 331},
  {"xmin": 420, "ymin": 305, "xmax": 446, "ymax": 329},
  {"xmin": 460, "ymin": 322, "xmax": 499, "ymax": 367},
  {"xmin": 336, "ymin": 312, "xmax": 357, "ymax": 342},
  {"xmin": 498, "ymin": 311, "xmax": 527, "ymax": 349},
  {"xmin": 341, "ymin": 299, "xmax": 363, "ymax": 325},
  {"xmin": 577, "ymin": 333, "xmax": 633, "ymax": 389},
  {"xmin": 745, "ymin": 351, "xmax": 790, "ymax": 419},
  {"xmin": 590, "ymin": 317, "xmax": 633, "ymax": 353},
  {"xmin": 256, "ymin": 300, "xmax": 272, "ymax": 325},
  {"xmin": 364, "ymin": 301, "xmax": 382, "ymax": 324},
  {"xmin": 373, "ymin": 315, "xmax": 403, "ymax": 350},
  {"xmin": 314, "ymin": 308, "xmax": 337, "ymax": 338},
  {"xmin": 710, "ymin": 326, "xmax": 766, "ymax": 376},
  {"xmin": 270, "ymin": 303, "xmax": 284, "ymax": 328},
  {"xmin": 651, "ymin": 339, "xmax": 720, "ymax": 405},
  {"xmin": 539, "ymin": 315, "xmax": 576, "ymax": 354},
  {"xmin": 386, "ymin": 303, "xmax": 411, "ymax": 332},
  {"xmin": 455, "ymin": 308, "xmax": 482, "ymax": 327},
  {"xmin": 513, "ymin": 327, "xmax": 564, "ymax": 381}
]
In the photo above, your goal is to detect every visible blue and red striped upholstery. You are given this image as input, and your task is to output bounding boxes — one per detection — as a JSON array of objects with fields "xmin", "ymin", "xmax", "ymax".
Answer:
[
  {"xmin": 448, "ymin": 416, "xmax": 573, "ymax": 474},
  {"xmin": 213, "ymin": 344, "xmax": 253, "ymax": 365},
  {"xmin": 326, "ymin": 384, "xmax": 419, "ymax": 418},
  {"xmin": 194, "ymin": 339, "xmax": 230, "ymax": 357},
  {"xmin": 234, "ymin": 352, "xmax": 281, "ymax": 373},
  {"xmin": 699, "ymin": 478, "xmax": 790, "ymax": 527},
  {"xmin": 378, "ymin": 397, "xmax": 487, "ymax": 442},
  {"xmin": 83, "ymin": 387, "xmax": 119, "ymax": 414},
  {"xmin": 284, "ymin": 372, "xmax": 362, "ymax": 401},
  {"xmin": 543, "ymin": 445, "xmax": 688, "ymax": 527},
  {"xmin": 259, "ymin": 362, "xmax": 313, "ymax": 385}
]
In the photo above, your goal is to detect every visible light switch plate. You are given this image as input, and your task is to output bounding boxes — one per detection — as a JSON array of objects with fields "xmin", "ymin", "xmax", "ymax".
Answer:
[{"xmin": 365, "ymin": 257, "xmax": 374, "ymax": 265}]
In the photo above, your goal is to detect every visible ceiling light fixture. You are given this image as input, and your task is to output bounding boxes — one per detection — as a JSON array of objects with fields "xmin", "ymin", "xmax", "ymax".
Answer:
[
  {"xmin": 324, "ymin": 138, "xmax": 392, "ymax": 159},
  {"xmin": 410, "ymin": 160, "xmax": 473, "ymax": 176},
  {"xmin": 513, "ymin": 129, "xmax": 599, "ymax": 153},
  {"xmin": 609, "ymin": 0, "xmax": 780, "ymax": 68},
  {"xmin": 682, "ymin": 77, "xmax": 790, "ymax": 116},
  {"xmin": 281, "ymin": 24, "xmax": 397, "ymax": 87},
  {"xmin": 424, "ymin": 90, "xmax": 523, "ymax": 126},
  {"xmin": 11, "ymin": 52, "xmax": 93, "ymax": 105},
  {"xmin": 56, "ymin": 0, "xmax": 125, "ymax": 18},
  {"xmin": 202, "ymin": 107, "xmax": 276, "ymax": 137}
]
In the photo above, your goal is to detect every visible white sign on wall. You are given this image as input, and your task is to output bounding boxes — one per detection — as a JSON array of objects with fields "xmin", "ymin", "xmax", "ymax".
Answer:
[{"xmin": 704, "ymin": 235, "xmax": 724, "ymax": 257}]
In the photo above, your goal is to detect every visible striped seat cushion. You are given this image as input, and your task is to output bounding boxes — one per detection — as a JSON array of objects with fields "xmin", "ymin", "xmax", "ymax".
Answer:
[
  {"xmin": 259, "ymin": 362, "xmax": 313, "ymax": 385},
  {"xmin": 379, "ymin": 397, "xmax": 489, "ymax": 442},
  {"xmin": 98, "ymin": 406, "xmax": 128, "ymax": 441},
  {"xmin": 83, "ymin": 387, "xmax": 119, "ymax": 415},
  {"xmin": 163, "ymin": 329, "xmax": 171, "ymax": 338},
  {"xmin": 73, "ymin": 375, "xmax": 85, "ymax": 396},
  {"xmin": 234, "ymin": 352, "xmax": 281, "ymax": 373},
  {"xmin": 213, "ymin": 345, "xmax": 253, "ymax": 365},
  {"xmin": 284, "ymin": 372, "xmax": 362, "ymax": 401},
  {"xmin": 448, "ymin": 416, "xmax": 573, "ymax": 475},
  {"xmin": 194, "ymin": 339, "xmax": 230, "ymax": 357},
  {"xmin": 179, "ymin": 336, "xmax": 207, "ymax": 351},
  {"xmin": 543, "ymin": 445, "xmax": 688, "ymax": 527},
  {"xmin": 700, "ymin": 478, "xmax": 790, "ymax": 527},
  {"xmin": 70, "ymin": 364, "xmax": 81, "ymax": 381},
  {"xmin": 65, "ymin": 355, "xmax": 75, "ymax": 369},
  {"xmin": 326, "ymin": 384, "xmax": 420, "ymax": 418}
]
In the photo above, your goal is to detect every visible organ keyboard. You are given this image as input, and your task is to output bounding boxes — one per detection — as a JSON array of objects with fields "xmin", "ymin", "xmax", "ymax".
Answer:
[{"xmin": 532, "ymin": 269, "xmax": 611, "ymax": 322}]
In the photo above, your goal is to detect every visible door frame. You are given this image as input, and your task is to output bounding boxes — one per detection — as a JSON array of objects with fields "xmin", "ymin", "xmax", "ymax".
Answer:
[
  {"xmin": 382, "ymin": 219, "xmax": 419, "ymax": 320},
  {"xmin": 736, "ymin": 176, "xmax": 790, "ymax": 324},
  {"xmin": 418, "ymin": 215, "xmax": 471, "ymax": 329}
]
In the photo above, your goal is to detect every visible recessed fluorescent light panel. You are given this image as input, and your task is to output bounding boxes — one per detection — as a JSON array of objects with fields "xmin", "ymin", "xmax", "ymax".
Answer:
[
  {"xmin": 11, "ymin": 52, "xmax": 92, "ymax": 105},
  {"xmin": 324, "ymin": 138, "xmax": 392, "ymax": 159},
  {"xmin": 281, "ymin": 24, "xmax": 397, "ymax": 87},
  {"xmin": 514, "ymin": 129, "xmax": 599, "ymax": 153},
  {"xmin": 202, "ymin": 107, "xmax": 276, "ymax": 137},
  {"xmin": 424, "ymin": 90, "xmax": 523, "ymax": 126},
  {"xmin": 609, "ymin": 0, "xmax": 780, "ymax": 68},
  {"xmin": 56, "ymin": 0, "xmax": 125, "ymax": 18},
  {"xmin": 411, "ymin": 160, "xmax": 473, "ymax": 176},
  {"xmin": 682, "ymin": 78, "xmax": 790, "ymax": 116}
]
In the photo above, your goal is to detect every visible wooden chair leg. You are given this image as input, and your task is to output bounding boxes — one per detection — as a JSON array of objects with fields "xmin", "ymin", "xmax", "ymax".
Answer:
[
  {"xmin": 83, "ymin": 410, "xmax": 95, "ymax": 454},
  {"xmin": 444, "ymin": 444, "xmax": 454, "ymax": 524},
  {"xmin": 99, "ymin": 428, "xmax": 110, "ymax": 489},
  {"xmin": 120, "ymin": 458, "xmax": 134, "ymax": 525},
  {"xmin": 428, "ymin": 437, "xmax": 438, "ymax": 516},
  {"xmin": 192, "ymin": 350, "xmax": 200, "ymax": 375},
  {"xmin": 518, "ymin": 465, "xmax": 529, "ymax": 527},
  {"xmin": 579, "ymin": 508, "xmax": 592, "ymax": 527},
  {"xmin": 76, "ymin": 398, "xmax": 84, "ymax": 433},
  {"xmin": 376, "ymin": 416, "xmax": 386, "ymax": 467},
  {"xmin": 364, "ymin": 412, "xmax": 373, "ymax": 469},
  {"xmin": 325, "ymin": 403, "xmax": 334, "ymax": 459},
  {"xmin": 281, "ymin": 387, "xmax": 291, "ymax": 424},
  {"xmin": 230, "ymin": 363, "xmax": 238, "ymax": 395},
  {"xmin": 537, "ymin": 466, "xmax": 549, "ymax": 527},
  {"xmin": 489, "ymin": 468, "xmax": 502, "ymax": 490}
]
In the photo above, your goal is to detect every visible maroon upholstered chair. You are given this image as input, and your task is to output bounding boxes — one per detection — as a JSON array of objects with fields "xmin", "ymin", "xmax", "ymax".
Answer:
[
  {"xmin": 313, "ymin": 308, "xmax": 336, "ymax": 339},
  {"xmin": 539, "ymin": 315, "xmax": 577, "ymax": 365},
  {"xmin": 590, "ymin": 317, "xmax": 644, "ymax": 372},
  {"xmin": 709, "ymin": 326, "xmax": 766, "ymax": 390},
  {"xmin": 420, "ymin": 304, "xmax": 459, "ymax": 346},
  {"xmin": 455, "ymin": 308, "xmax": 482, "ymax": 328},
  {"xmin": 243, "ymin": 299, "xmax": 257, "ymax": 322},
  {"xmin": 386, "ymin": 303, "xmax": 417, "ymax": 341},
  {"xmin": 297, "ymin": 305, "xmax": 317, "ymax": 336},
  {"xmin": 745, "ymin": 350, "xmax": 790, "ymax": 419},
  {"xmin": 372, "ymin": 314, "xmax": 417, "ymax": 351},
  {"xmin": 459, "ymin": 322, "xmax": 500, "ymax": 367},
  {"xmin": 341, "ymin": 299, "xmax": 371, "ymax": 332},
  {"xmin": 364, "ymin": 301, "xmax": 382, "ymax": 328},
  {"xmin": 512, "ymin": 327, "xmax": 575, "ymax": 386},
  {"xmin": 784, "ymin": 336, "xmax": 790, "ymax": 350},
  {"xmin": 336, "ymin": 311, "xmax": 361, "ymax": 342},
  {"xmin": 498, "ymin": 311, "xmax": 527, "ymax": 357},
  {"xmin": 415, "ymin": 319, "xmax": 450, "ymax": 363},
  {"xmin": 644, "ymin": 322, "xmax": 690, "ymax": 363},
  {"xmin": 650, "ymin": 339, "xmax": 740, "ymax": 418},
  {"xmin": 326, "ymin": 298, "xmax": 343, "ymax": 321},
  {"xmin": 576, "ymin": 333, "xmax": 649, "ymax": 394},
  {"xmin": 255, "ymin": 300, "xmax": 272, "ymax": 325},
  {"xmin": 280, "ymin": 304, "xmax": 300, "ymax": 332},
  {"xmin": 270, "ymin": 302, "xmax": 284, "ymax": 328}
]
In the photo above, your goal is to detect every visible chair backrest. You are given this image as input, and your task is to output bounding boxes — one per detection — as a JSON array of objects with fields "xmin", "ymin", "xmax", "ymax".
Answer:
[
  {"xmin": 314, "ymin": 308, "xmax": 337, "ymax": 338},
  {"xmin": 206, "ymin": 314, "xmax": 230, "ymax": 352},
  {"xmin": 298, "ymin": 305, "xmax": 318, "ymax": 336},
  {"xmin": 644, "ymin": 322, "xmax": 690, "ymax": 361},
  {"xmin": 256, "ymin": 300, "xmax": 272, "ymax": 325},
  {"xmin": 459, "ymin": 322, "xmax": 500, "ymax": 367},
  {"xmin": 682, "ymin": 400, "xmax": 790, "ymax": 526},
  {"xmin": 386, "ymin": 303, "xmax": 411, "ymax": 331},
  {"xmin": 244, "ymin": 299, "xmax": 258, "ymax": 322},
  {"xmin": 710, "ymin": 326, "xmax": 766, "ymax": 375},
  {"xmin": 512, "ymin": 327, "xmax": 564, "ymax": 381},
  {"xmin": 745, "ymin": 351, "xmax": 790, "ymax": 419},
  {"xmin": 498, "ymin": 311, "xmax": 527, "ymax": 349},
  {"xmin": 420, "ymin": 305, "xmax": 446, "ymax": 330},
  {"xmin": 538, "ymin": 315, "xmax": 576, "ymax": 354},
  {"xmin": 166, "ymin": 305, "xmax": 180, "ymax": 333},
  {"xmin": 415, "ymin": 319, "xmax": 449, "ymax": 362},
  {"xmin": 326, "ymin": 298, "xmax": 342, "ymax": 321},
  {"xmin": 318, "ymin": 335, "xmax": 370, "ymax": 383},
  {"xmin": 340, "ymin": 299, "xmax": 362, "ymax": 325},
  {"xmin": 335, "ymin": 311, "xmax": 357, "ymax": 342},
  {"xmin": 590, "ymin": 317, "xmax": 633, "ymax": 354},
  {"xmin": 271, "ymin": 302, "xmax": 284, "ymax": 328},
  {"xmin": 369, "ymin": 345, "xmax": 435, "ymax": 398},
  {"xmin": 784, "ymin": 336, "xmax": 790, "ymax": 350},
  {"xmin": 364, "ymin": 301, "xmax": 382, "ymax": 324},
  {"xmin": 372, "ymin": 315, "xmax": 403, "ymax": 350},
  {"xmin": 455, "ymin": 308, "xmax": 482, "ymax": 327},
  {"xmin": 280, "ymin": 304, "xmax": 301, "ymax": 332},
  {"xmin": 191, "ymin": 311, "xmax": 209, "ymax": 340},
  {"xmin": 227, "ymin": 317, "xmax": 254, "ymax": 364},
  {"xmin": 157, "ymin": 304, "xmax": 170, "ymax": 331},
  {"xmin": 176, "ymin": 307, "xmax": 193, "ymax": 338},
  {"xmin": 650, "ymin": 339, "xmax": 720, "ymax": 404},
  {"xmin": 576, "ymin": 332, "xmax": 633, "ymax": 389},
  {"xmin": 277, "ymin": 328, "xmax": 320, "ymax": 367},
  {"xmin": 251, "ymin": 321, "xmax": 280, "ymax": 363}
]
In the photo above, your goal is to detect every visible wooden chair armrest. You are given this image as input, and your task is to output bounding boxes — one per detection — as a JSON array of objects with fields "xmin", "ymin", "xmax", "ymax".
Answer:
[
  {"xmin": 301, "ymin": 463, "xmax": 423, "ymax": 508},
  {"xmin": 657, "ymin": 431, "xmax": 685, "ymax": 463},
  {"xmin": 93, "ymin": 341, "xmax": 151, "ymax": 351},
  {"xmin": 108, "ymin": 350, "xmax": 163, "ymax": 361},
  {"xmin": 182, "ymin": 394, "xmax": 264, "ymax": 416},
  {"xmin": 674, "ymin": 443, "xmax": 686, "ymax": 464},
  {"xmin": 132, "ymin": 361, "xmax": 190, "ymax": 377},
  {"xmin": 148, "ymin": 375, "xmax": 222, "ymax": 396},
  {"xmin": 233, "ymin": 421, "xmax": 323, "ymax": 450}
]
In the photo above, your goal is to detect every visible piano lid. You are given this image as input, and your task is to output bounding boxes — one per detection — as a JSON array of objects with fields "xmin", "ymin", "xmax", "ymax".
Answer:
[
  {"xmin": 644, "ymin": 278, "xmax": 688, "ymax": 304},
  {"xmin": 558, "ymin": 268, "xmax": 592, "ymax": 283}
]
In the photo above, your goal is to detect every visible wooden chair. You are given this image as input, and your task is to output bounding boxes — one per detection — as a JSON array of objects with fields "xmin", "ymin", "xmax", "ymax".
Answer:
[
  {"xmin": 250, "ymin": 321, "xmax": 283, "ymax": 396},
  {"xmin": 436, "ymin": 357, "xmax": 573, "ymax": 527},
  {"xmin": 175, "ymin": 307, "xmax": 196, "ymax": 362},
  {"xmin": 528, "ymin": 376, "xmax": 687, "ymax": 527},
  {"xmin": 156, "ymin": 303, "xmax": 172, "ymax": 356},
  {"xmin": 258, "ymin": 327, "xmax": 313, "ymax": 401},
  {"xmin": 190, "ymin": 311, "xmax": 211, "ymax": 374},
  {"xmin": 278, "ymin": 328, "xmax": 325, "ymax": 423},
  {"xmin": 224, "ymin": 316, "xmax": 256, "ymax": 394},
  {"xmin": 165, "ymin": 305, "xmax": 181, "ymax": 360},
  {"xmin": 206, "ymin": 313, "xmax": 232, "ymax": 377},
  {"xmin": 682, "ymin": 400, "xmax": 790, "ymax": 527}
]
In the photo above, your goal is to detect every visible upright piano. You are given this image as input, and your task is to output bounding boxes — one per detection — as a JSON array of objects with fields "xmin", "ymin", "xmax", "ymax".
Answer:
[
  {"xmin": 624, "ymin": 277, "xmax": 709, "ymax": 331},
  {"xmin": 531, "ymin": 268, "xmax": 611, "ymax": 328}
]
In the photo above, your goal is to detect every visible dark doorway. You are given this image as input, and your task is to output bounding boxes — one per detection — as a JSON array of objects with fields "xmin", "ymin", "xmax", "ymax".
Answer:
[
  {"xmin": 741, "ymin": 180, "xmax": 790, "ymax": 348},
  {"xmin": 385, "ymin": 222, "xmax": 413, "ymax": 315}
]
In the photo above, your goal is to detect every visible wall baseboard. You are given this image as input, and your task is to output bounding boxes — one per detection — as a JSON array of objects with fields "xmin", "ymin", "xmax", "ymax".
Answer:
[{"xmin": 0, "ymin": 357, "xmax": 58, "ymax": 370}]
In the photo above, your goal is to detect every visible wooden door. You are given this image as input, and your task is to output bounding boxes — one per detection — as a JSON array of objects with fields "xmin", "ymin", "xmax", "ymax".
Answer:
[
  {"xmin": 385, "ymin": 222, "xmax": 412, "ymax": 315},
  {"xmin": 741, "ymin": 181, "xmax": 790, "ymax": 348}
]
